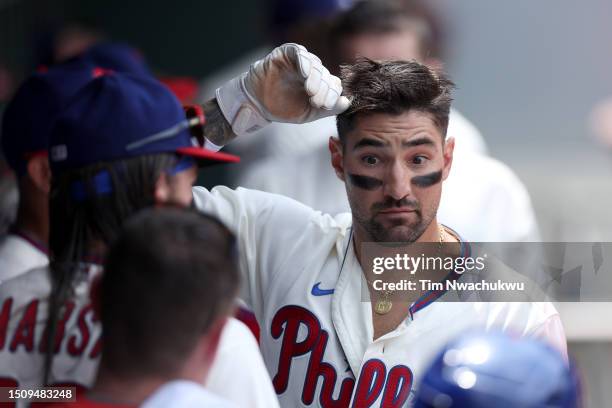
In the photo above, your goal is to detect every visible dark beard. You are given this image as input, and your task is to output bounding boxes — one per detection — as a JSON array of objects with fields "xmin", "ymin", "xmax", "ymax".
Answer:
[
  {"xmin": 363, "ymin": 212, "xmax": 428, "ymax": 243},
  {"xmin": 354, "ymin": 197, "xmax": 430, "ymax": 243}
]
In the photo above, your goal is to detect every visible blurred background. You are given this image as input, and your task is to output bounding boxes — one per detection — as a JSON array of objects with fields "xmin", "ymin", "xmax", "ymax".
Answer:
[{"xmin": 1, "ymin": 0, "xmax": 611, "ymax": 405}]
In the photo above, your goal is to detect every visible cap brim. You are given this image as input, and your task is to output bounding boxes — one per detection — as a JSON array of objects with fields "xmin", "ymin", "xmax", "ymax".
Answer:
[{"xmin": 176, "ymin": 146, "xmax": 240, "ymax": 166}]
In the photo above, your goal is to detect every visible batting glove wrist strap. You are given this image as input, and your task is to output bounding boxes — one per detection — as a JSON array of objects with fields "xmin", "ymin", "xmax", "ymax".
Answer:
[{"xmin": 216, "ymin": 73, "xmax": 271, "ymax": 137}]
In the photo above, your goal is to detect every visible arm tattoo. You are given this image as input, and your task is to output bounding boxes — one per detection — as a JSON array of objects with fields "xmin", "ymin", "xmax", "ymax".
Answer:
[{"xmin": 201, "ymin": 98, "xmax": 237, "ymax": 147}]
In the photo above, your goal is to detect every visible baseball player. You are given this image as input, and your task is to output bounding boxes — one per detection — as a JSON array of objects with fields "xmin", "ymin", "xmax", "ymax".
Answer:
[
  {"xmin": 39, "ymin": 207, "xmax": 241, "ymax": 407},
  {"xmin": 193, "ymin": 58, "xmax": 568, "ymax": 406},
  {"xmin": 240, "ymin": 0, "xmax": 541, "ymax": 245},
  {"xmin": 414, "ymin": 331, "xmax": 580, "ymax": 407},
  {"xmin": 0, "ymin": 61, "xmax": 97, "ymax": 284},
  {"xmin": 0, "ymin": 43, "xmax": 345, "ymax": 407},
  {"xmin": 0, "ymin": 46, "xmax": 151, "ymax": 286}
]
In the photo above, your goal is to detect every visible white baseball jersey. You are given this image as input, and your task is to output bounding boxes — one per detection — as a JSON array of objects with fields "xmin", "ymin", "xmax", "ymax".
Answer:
[
  {"xmin": 42, "ymin": 379, "xmax": 238, "ymax": 408},
  {"xmin": 0, "ymin": 231, "xmax": 48, "ymax": 284},
  {"xmin": 207, "ymin": 318, "xmax": 280, "ymax": 408},
  {"xmin": 142, "ymin": 380, "xmax": 238, "ymax": 408},
  {"xmin": 0, "ymin": 264, "xmax": 279, "ymax": 408},
  {"xmin": 193, "ymin": 186, "xmax": 567, "ymax": 407},
  {"xmin": 0, "ymin": 264, "xmax": 101, "ymax": 408}
]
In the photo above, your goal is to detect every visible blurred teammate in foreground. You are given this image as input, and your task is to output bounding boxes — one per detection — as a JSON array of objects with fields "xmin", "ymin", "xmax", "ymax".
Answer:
[{"xmin": 42, "ymin": 208, "xmax": 241, "ymax": 407}]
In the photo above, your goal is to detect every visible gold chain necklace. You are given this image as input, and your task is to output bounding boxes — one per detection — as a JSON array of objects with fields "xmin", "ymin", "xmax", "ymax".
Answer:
[{"xmin": 370, "ymin": 224, "xmax": 446, "ymax": 315}]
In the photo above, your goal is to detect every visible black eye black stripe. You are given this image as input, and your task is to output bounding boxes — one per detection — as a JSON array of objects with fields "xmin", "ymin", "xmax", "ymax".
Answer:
[
  {"xmin": 348, "ymin": 174, "xmax": 383, "ymax": 190},
  {"xmin": 411, "ymin": 170, "xmax": 443, "ymax": 187},
  {"xmin": 348, "ymin": 170, "xmax": 443, "ymax": 190}
]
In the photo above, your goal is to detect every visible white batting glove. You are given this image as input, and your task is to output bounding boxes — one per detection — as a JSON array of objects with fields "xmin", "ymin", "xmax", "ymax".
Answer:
[{"xmin": 216, "ymin": 43, "xmax": 350, "ymax": 136}]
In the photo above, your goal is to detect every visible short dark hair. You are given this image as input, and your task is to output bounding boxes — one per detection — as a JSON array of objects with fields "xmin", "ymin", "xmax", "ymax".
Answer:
[
  {"xmin": 100, "ymin": 207, "xmax": 239, "ymax": 378},
  {"xmin": 336, "ymin": 58, "xmax": 455, "ymax": 142},
  {"xmin": 330, "ymin": 0, "xmax": 445, "ymax": 61}
]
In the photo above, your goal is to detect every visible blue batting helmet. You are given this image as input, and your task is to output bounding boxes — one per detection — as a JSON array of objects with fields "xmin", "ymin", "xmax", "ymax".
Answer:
[{"xmin": 414, "ymin": 331, "xmax": 580, "ymax": 408}]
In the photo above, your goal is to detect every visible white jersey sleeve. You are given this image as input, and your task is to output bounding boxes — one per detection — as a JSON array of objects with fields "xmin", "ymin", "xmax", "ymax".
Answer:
[
  {"xmin": 192, "ymin": 186, "xmax": 345, "ymax": 317},
  {"xmin": 206, "ymin": 318, "xmax": 279, "ymax": 408}
]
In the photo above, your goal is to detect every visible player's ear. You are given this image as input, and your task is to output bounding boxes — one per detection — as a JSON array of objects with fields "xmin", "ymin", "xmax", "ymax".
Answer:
[
  {"xmin": 154, "ymin": 172, "xmax": 170, "ymax": 205},
  {"xmin": 329, "ymin": 136, "xmax": 346, "ymax": 182},
  {"xmin": 26, "ymin": 155, "xmax": 51, "ymax": 194},
  {"xmin": 442, "ymin": 136, "xmax": 455, "ymax": 182}
]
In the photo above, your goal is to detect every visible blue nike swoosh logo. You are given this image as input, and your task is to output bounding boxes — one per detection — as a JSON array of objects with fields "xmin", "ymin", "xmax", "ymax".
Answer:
[{"xmin": 311, "ymin": 282, "xmax": 335, "ymax": 296}]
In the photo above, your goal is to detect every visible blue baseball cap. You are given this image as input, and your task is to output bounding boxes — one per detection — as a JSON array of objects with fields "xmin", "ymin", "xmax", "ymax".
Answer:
[
  {"xmin": 1, "ymin": 60, "xmax": 99, "ymax": 176},
  {"xmin": 49, "ymin": 72, "xmax": 239, "ymax": 174},
  {"xmin": 82, "ymin": 42, "xmax": 200, "ymax": 104},
  {"xmin": 83, "ymin": 42, "xmax": 152, "ymax": 77}
]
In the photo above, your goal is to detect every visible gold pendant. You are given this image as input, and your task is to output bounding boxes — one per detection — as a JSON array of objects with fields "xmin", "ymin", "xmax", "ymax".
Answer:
[{"xmin": 374, "ymin": 299, "xmax": 392, "ymax": 315}]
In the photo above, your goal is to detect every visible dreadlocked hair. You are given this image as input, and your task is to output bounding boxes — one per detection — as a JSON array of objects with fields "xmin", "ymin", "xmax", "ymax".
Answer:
[{"xmin": 43, "ymin": 153, "xmax": 180, "ymax": 385}]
